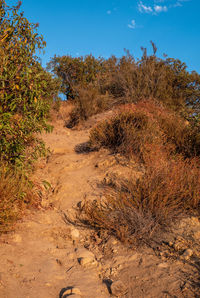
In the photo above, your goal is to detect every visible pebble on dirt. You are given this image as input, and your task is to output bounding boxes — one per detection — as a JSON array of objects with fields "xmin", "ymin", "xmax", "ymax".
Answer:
[
  {"xmin": 181, "ymin": 249, "xmax": 193, "ymax": 260},
  {"xmin": 111, "ymin": 280, "xmax": 127, "ymax": 297},
  {"xmin": 61, "ymin": 287, "xmax": 82, "ymax": 297}
]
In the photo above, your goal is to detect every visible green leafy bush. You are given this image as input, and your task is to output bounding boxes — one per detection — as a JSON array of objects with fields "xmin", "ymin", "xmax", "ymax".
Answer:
[
  {"xmin": 0, "ymin": 1, "xmax": 60, "ymax": 232},
  {"xmin": 47, "ymin": 54, "xmax": 105, "ymax": 99},
  {"xmin": 0, "ymin": 1, "xmax": 60, "ymax": 166}
]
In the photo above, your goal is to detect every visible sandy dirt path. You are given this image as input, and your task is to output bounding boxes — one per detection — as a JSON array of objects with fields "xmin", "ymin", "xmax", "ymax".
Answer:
[{"xmin": 0, "ymin": 119, "xmax": 108, "ymax": 298}]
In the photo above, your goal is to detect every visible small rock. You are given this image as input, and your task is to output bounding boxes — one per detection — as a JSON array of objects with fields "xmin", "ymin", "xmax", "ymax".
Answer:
[
  {"xmin": 76, "ymin": 248, "xmax": 95, "ymax": 259},
  {"xmin": 76, "ymin": 248, "xmax": 97, "ymax": 267},
  {"xmin": 158, "ymin": 263, "xmax": 168, "ymax": 269},
  {"xmin": 79, "ymin": 257, "xmax": 97, "ymax": 267},
  {"xmin": 66, "ymin": 131, "xmax": 70, "ymax": 136},
  {"xmin": 61, "ymin": 288, "xmax": 71, "ymax": 296},
  {"xmin": 103, "ymin": 176, "xmax": 112, "ymax": 185},
  {"xmin": 173, "ymin": 240, "xmax": 186, "ymax": 251},
  {"xmin": 111, "ymin": 280, "xmax": 127, "ymax": 297},
  {"xmin": 70, "ymin": 228, "xmax": 80, "ymax": 241},
  {"xmin": 72, "ymin": 288, "xmax": 82, "ymax": 295},
  {"xmin": 61, "ymin": 287, "xmax": 82, "ymax": 297},
  {"xmin": 45, "ymin": 283, "xmax": 52, "ymax": 287},
  {"xmin": 12, "ymin": 234, "xmax": 22, "ymax": 243},
  {"xmin": 181, "ymin": 249, "xmax": 193, "ymax": 260}
]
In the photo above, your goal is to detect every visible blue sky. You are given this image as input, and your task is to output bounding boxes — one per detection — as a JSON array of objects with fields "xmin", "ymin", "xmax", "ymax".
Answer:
[{"xmin": 7, "ymin": 0, "xmax": 200, "ymax": 72}]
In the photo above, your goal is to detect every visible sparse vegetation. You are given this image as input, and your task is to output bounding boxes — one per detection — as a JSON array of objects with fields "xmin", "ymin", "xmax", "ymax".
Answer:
[
  {"xmin": 75, "ymin": 101, "xmax": 200, "ymax": 245},
  {"xmin": 47, "ymin": 42, "xmax": 200, "ymax": 248},
  {"xmin": 79, "ymin": 149, "xmax": 200, "ymax": 245},
  {"xmin": 90, "ymin": 101, "xmax": 200, "ymax": 159}
]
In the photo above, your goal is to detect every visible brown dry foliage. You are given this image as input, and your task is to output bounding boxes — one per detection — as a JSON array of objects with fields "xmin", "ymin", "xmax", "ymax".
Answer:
[
  {"xmin": 79, "ymin": 149, "xmax": 200, "ymax": 245},
  {"xmin": 77, "ymin": 101, "xmax": 200, "ymax": 245},
  {"xmin": 90, "ymin": 101, "xmax": 200, "ymax": 159},
  {"xmin": 0, "ymin": 165, "xmax": 41, "ymax": 233},
  {"xmin": 65, "ymin": 87, "xmax": 112, "ymax": 127}
]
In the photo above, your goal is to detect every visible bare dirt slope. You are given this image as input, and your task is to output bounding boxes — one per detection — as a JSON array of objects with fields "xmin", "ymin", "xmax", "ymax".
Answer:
[{"xmin": 0, "ymin": 115, "xmax": 200, "ymax": 298}]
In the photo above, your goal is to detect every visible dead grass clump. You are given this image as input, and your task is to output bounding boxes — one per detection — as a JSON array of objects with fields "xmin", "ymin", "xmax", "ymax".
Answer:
[
  {"xmin": 89, "ymin": 103, "xmax": 164, "ymax": 160},
  {"xmin": 81, "ymin": 99, "xmax": 200, "ymax": 245},
  {"xmin": 138, "ymin": 100, "xmax": 200, "ymax": 158},
  {"xmin": 79, "ymin": 150, "xmax": 200, "ymax": 246},
  {"xmin": 0, "ymin": 165, "xmax": 40, "ymax": 233},
  {"xmin": 89, "ymin": 101, "xmax": 200, "ymax": 159},
  {"xmin": 86, "ymin": 101, "xmax": 200, "ymax": 244},
  {"xmin": 65, "ymin": 87, "xmax": 111, "ymax": 127}
]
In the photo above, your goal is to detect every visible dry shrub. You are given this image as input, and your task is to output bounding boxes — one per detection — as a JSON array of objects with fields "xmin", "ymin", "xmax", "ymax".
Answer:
[
  {"xmin": 0, "ymin": 165, "xmax": 40, "ymax": 233},
  {"xmin": 137, "ymin": 101, "xmax": 200, "ymax": 157},
  {"xmin": 50, "ymin": 101, "xmax": 74, "ymax": 122},
  {"xmin": 66, "ymin": 86, "xmax": 111, "ymax": 127},
  {"xmin": 141, "ymin": 148, "xmax": 200, "ymax": 213},
  {"xmin": 89, "ymin": 100, "xmax": 200, "ymax": 159},
  {"xmin": 80, "ymin": 101, "xmax": 200, "ymax": 245},
  {"xmin": 79, "ymin": 148, "xmax": 200, "ymax": 246},
  {"xmin": 49, "ymin": 47, "xmax": 200, "ymax": 126},
  {"xmin": 90, "ymin": 101, "xmax": 165, "ymax": 160}
]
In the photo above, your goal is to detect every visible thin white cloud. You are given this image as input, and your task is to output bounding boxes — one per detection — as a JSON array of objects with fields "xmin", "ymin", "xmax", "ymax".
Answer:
[
  {"xmin": 138, "ymin": 1, "xmax": 153, "ymax": 13},
  {"xmin": 138, "ymin": 1, "xmax": 169, "ymax": 14},
  {"xmin": 154, "ymin": 5, "xmax": 168, "ymax": 12},
  {"xmin": 128, "ymin": 19, "xmax": 136, "ymax": 29},
  {"xmin": 106, "ymin": 7, "xmax": 118, "ymax": 15},
  {"xmin": 155, "ymin": 0, "xmax": 190, "ymax": 3},
  {"xmin": 170, "ymin": 0, "xmax": 191, "ymax": 8},
  {"xmin": 138, "ymin": 0, "xmax": 190, "ymax": 15},
  {"xmin": 154, "ymin": 0, "xmax": 165, "ymax": 2},
  {"xmin": 172, "ymin": 1, "xmax": 182, "ymax": 7}
]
